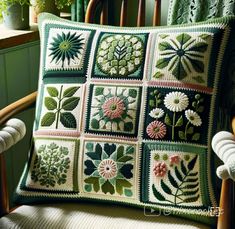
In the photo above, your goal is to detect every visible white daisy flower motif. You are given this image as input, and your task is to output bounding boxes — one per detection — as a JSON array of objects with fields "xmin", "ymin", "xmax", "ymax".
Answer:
[
  {"xmin": 103, "ymin": 62, "xmax": 110, "ymax": 71},
  {"xmin": 115, "ymin": 35, "xmax": 122, "ymax": 39},
  {"xmin": 135, "ymin": 41, "xmax": 142, "ymax": 49},
  {"xmin": 124, "ymin": 35, "xmax": 131, "ymax": 39},
  {"xmin": 120, "ymin": 67, "xmax": 126, "ymax": 75},
  {"xmin": 185, "ymin": 109, "xmax": 202, "ymax": 126},
  {"xmin": 130, "ymin": 37, "xmax": 138, "ymax": 43},
  {"xmin": 164, "ymin": 91, "xmax": 189, "ymax": 112},
  {"xmin": 149, "ymin": 108, "xmax": 164, "ymax": 119}
]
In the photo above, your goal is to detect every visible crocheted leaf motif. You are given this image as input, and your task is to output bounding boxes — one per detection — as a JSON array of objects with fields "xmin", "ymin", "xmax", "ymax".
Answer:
[
  {"xmin": 152, "ymin": 155, "xmax": 199, "ymax": 205},
  {"xmin": 96, "ymin": 35, "xmax": 144, "ymax": 77},
  {"xmin": 41, "ymin": 86, "xmax": 80, "ymax": 129},
  {"xmin": 31, "ymin": 143, "xmax": 70, "ymax": 187},
  {"xmin": 83, "ymin": 142, "xmax": 135, "ymax": 197},
  {"xmin": 49, "ymin": 32, "xmax": 85, "ymax": 68}
]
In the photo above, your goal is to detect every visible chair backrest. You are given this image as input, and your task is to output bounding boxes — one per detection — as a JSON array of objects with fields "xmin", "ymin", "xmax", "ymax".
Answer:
[{"xmin": 85, "ymin": 0, "xmax": 161, "ymax": 26}]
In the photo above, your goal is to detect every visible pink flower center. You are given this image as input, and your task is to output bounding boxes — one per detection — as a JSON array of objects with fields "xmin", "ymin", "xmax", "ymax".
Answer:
[
  {"xmin": 102, "ymin": 97, "xmax": 125, "ymax": 119},
  {"xmin": 98, "ymin": 159, "xmax": 117, "ymax": 179}
]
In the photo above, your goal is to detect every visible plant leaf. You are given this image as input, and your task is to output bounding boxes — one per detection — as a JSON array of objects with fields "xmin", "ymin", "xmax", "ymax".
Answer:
[
  {"xmin": 175, "ymin": 115, "xmax": 183, "ymax": 127},
  {"xmin": 84, "ymin": 160, "xmax": 96, "ymax": 175},
  {"xmin": 190, "ymin": 59, "xmax": 204, "ymax": 73},
  {"xmin": 152, "ymin": 184, "xmax": 166, "ymax": 201},
  {"xmin": 149, "ymin": 99, "xmax": 155, "ymax": 107},
  {"xmin": 187, "ymin": 127, "xmax": 194, "ymax": 134},
  {"xmin": 175, "ymin": 166, "xmax": 183, "ymax": 181},
  {"xmin": 101, "ymin": 180, "xmax": 115, "ymax": 194},
  {"xmin": 41, "ymin": 112, "xmax": 56, "ymax": 126},
  {"xmin": 159, "ymin": 41, "xmax": 173, "ymax": 51},
  {"xmin": 91, "ymin": 119, "xmax": 99, "ymax": 129},
  {"xmin": 188, "ymin": 42, "xmax": 208, "ymax": 52},
  {"xmin": 116, "ymin": 179, "xmax": 132, "ymax": 195},
  {"xmin": 84, "ymin": 177, "xmax": 100, "ymax": 192},
  {"xmin": 184, "ymin": 194, "xmax": 199, "ymax": 203},
  {"xmin": 180, "ymin": 161, "xmax": 187, "ymax": 176},
  {"xmin": 188, "ymin": 172, "xmax": 198, "ymax": 176},
  {"xmin": 193, "ymin": 76, "xmax": 205, "ymax": 84},
  {"xmin": 187, "ymin": 155, "xmax": 198, "ymax": 170},
  {"xmin": 185, "ymin": 177, "xmax": 198, "ymax": 183},
  {"xmin": 153, "ymin": 71, "xmax": 164, "ymax": 79},
  {"xmin": 168, "ymin": 171, "xmax": 178, "ymax": 188},
  {"xmin": 118, "ymin": 155, "xmax": 133, "ymax": 163},
  {"xmin": 183, "ymin": 188, "xmax": 199, "ymax": 196},
  {"xmin": 181, "ymin": 183, "xmax": 199, "ymax": 189},
  {"xmin": 197, "ymin": 106, "xmax": 204, "ymax": 113},
  {"xmin": 95, "ymin": 87, "xmax": 104, "ymax": 96},
  {"xmin": 192, "ymin": 133, "xmax": 200, "ymax": 141},
  {"xmin": 44, "ymin": 97, "xmax": 57, "ymax": 110},
  {"xmin": 124, "ymin": 122, "xmax": 133, "ymax": 132},
  {"xmin": 117, "ymin": 145, "xmax": 124, "ymax": 159},
  {"xmin": 129, "ymin": 89, "xmax": 137, "ymax": 98},
  {"xmin": 176, "ymin": 33, "xmax": 191, "ymax": 45},
  {"xmin": 178, "ymin": 131, "xmax": 185, "ymax": 140},
  {"xmin": 60, "ymin": 112, "xmax": 77, "ymax": 128},
  {"xmin": 63, "ymin": 87, "xmax": 79, "ymax": 97},
  {"xmin": 156, "ymin": 58, "xmax": 170, "ymax": 69},
  {"xmin": 120, "ymin": 164, "xmax": 133, "ymax": 179},
  {"xmin": 161, "ymin": 180, "xmax": 172, "ymax": 194},
  {"xmin": 47, "ymin": 87, "xmax": 58, "ymax": 97},
  {"xmin": 62, "ymin": 97, "xmax": 80, "ymax": 110},
  {"xmin": 164, "ymin": 113, "xmax": 172, "ymax": 126}
]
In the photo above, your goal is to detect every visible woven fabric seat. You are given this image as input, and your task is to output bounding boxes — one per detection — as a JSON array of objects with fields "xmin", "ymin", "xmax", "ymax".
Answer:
[{"xmin": 0, "ymin": 203, "xmax": 210, "ymax": 229}]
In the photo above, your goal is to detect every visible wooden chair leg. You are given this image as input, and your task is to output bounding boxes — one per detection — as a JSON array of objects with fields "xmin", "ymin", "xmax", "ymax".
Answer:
[
  {"xmin": 217, "ymin": 179, "xmax": 233, "ymax": 229},
  {"xmin": 0, "ymin": 153, "xmax": 9, "ymax": 216}
]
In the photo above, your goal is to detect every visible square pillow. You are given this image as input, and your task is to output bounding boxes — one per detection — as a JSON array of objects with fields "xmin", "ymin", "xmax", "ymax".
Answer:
[{"xmin": 15, "ymin": 13, "xmax": 235, "ymax": 226}]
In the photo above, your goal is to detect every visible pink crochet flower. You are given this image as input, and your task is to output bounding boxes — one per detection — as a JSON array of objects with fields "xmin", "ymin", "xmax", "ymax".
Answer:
[
  {"xmin": 102, "ymin": 97, "xmax": 125, "ymax": 119},
  {"xmin": 146, "ymin": 121, "xmax": 167, "ymax": 139},
  {"xmin": 153, "ymin": 162, "xmax": 167, "ymax": 177},
  {"xmin": 98, "ymin": 159, "xmax": 117, "ymax": 179},
  {"xmin": 169, "ymin": 155, "xmax": 180, "ymax": 165}
]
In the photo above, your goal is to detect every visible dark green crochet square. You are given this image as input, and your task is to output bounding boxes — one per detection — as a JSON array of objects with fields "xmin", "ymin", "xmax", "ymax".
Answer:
[
  {"xmin": 92, "ymin": 32, "xmax": 149, "ymax": 80},
  {"xmin": 85, "ymin": 83, "xmax": 142, "ymax": 137},
  {"xmin": 143, "ymin": 86, "xmax": 212, "ymax": 145}
]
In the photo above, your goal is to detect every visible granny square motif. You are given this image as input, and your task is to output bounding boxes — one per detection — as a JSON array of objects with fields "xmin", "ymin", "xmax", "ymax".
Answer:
[{"xmin": 15, "ymin": 13, "xmax": 235, "ymax": 226}]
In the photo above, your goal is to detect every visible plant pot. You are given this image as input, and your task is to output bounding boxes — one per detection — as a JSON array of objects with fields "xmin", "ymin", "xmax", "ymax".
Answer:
[
  {"xmin": 3, "ymin": 3, "xmax": 29, "ymax": 30},
  {"xmin": 32, "ymin": 1, "xmax": 60, "ymax": 23}
]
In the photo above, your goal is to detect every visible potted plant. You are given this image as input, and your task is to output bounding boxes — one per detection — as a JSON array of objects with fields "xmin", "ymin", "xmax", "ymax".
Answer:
[
  {"xmin": 32, "ymin": 0, "xmax": 73, "ymax": 22},
  {"xmin": 0, "ymin": 0, "xmax": 30, "ymax": 30}
]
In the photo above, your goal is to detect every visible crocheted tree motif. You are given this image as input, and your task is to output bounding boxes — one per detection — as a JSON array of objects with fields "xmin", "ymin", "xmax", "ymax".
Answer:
[
  {"xmin": 96, "ymin": 34, "xmax": 144, "ymax": 77},
  {"xmin": 49, "ymin": 31, "xmax": 85, "ymax": 68},
  {"xmin": 87, "ymin": 85, "xmax": 141, "ymax": 136},
  {"xmin": 31, "ymin": 143, "xmax": 71, "ymax": 187},
  {"xmin": 41, "ymin": 86, "xmax": 80, "ymax": 129},
  {"xmin": 146, "ymin": 88, "xmax": 205, "ymax": 142},
  {"xmin": 83, "ymin": 142, "xmax": 135, "ymax": 197},
  {"xmin": 152, "ymin": 154, "xmax": 199, "ymax": 205},
  {"xmin": 154, "ymin": 33, "xmax": 209, "ymax": 84}
]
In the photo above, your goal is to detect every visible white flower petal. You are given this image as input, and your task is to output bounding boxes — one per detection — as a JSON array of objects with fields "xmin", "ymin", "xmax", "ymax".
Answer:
[{"xmin": 185, "ymin": 109, "xmax": 202, "ymax": 126}]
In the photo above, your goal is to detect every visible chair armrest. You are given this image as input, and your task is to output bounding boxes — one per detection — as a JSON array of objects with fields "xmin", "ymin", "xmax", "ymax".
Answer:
[{"xmin": 0, "ymin": 91, "xmax": 37, "ymax": 126}]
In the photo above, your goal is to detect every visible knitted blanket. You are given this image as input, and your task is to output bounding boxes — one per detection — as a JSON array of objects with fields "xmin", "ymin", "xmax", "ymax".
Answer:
[{"xmin": 168, "ymin": 0, "xmax": 235, "ymax": 25}]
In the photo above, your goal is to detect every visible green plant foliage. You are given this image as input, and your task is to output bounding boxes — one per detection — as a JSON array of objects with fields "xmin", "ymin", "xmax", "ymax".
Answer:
[
  {"xmin": 152, "ymin": 155, "xmax": 200, "ymax": 205},
  {"xmin": 41, "ymin": 86, "xmax": 80, "ymax": 129},
  {"xmin": 31, "ymin": 143, "xmax": 71, "ymax": 187}
]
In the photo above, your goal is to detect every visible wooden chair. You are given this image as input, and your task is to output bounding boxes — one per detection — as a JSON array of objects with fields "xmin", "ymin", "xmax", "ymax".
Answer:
[{"xmin": 0, "ymin": 0, "xmax": 234, "ymax": 228}]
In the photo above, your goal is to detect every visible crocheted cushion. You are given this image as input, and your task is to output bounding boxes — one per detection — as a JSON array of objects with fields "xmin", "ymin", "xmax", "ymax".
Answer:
[{"xmin": 15, "ymin": 13, "xmax": 235, "ymax": 226}]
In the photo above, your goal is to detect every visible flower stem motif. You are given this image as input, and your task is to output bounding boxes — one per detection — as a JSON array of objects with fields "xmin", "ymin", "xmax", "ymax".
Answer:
[
  {"xmin": 149, "ymin": 108, "xmax": 164, "ymax": 119},
  {"xmin": 146, "ymin": 121, "xmax": 167, "ymax": 139},
  {"xmin": 164, "ymin": 91, "xmax": 189, "ymax": 140},
  {"xmin": 102, "ymin": 97, "xmax": 125, "ymax": 119},
  {"xmin": 156, "ymin": 33, "xmax": 208, "ymax": 80},
  {"xmin": 98, "ymin": 159, "xmax": 117, "ymax": 179},
  {"xmin": 49, "ymin": 31, "xmax": 85, "ymax": 68},
  {"xmin": 96, "ymin": 34, "xmax": 144, "ymax": 77},
  {"xmin": 153, "ymin": 161, "xmax": 167, "ymax": 177}
]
